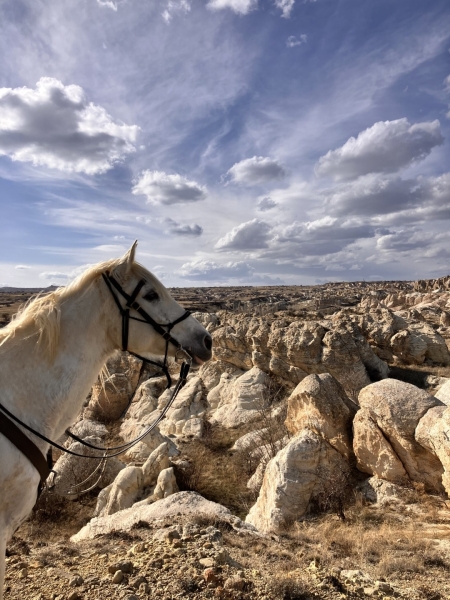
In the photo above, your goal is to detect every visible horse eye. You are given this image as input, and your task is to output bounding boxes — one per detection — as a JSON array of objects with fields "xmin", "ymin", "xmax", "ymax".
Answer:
[{"xmin": 143, "ymin": 290, "xmax": 159, "ymax": 302}]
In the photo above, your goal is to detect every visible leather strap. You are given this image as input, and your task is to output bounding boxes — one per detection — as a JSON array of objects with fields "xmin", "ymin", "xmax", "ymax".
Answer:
[{"xmin": 0, "ymin": 410, "xmax": 50, "ymax": 483}]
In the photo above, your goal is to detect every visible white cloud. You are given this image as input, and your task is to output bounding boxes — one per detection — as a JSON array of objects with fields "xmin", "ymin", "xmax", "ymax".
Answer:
[
  {"xmin": 162, "ymin": 0, "xmax": 191, "ymax": 23},
  {"xmin": 132, "ymin": 170, "xmax": 207, "ymax": 205},
  {"xmin": 325, "ymin": 174, "xmax": 422, "ymax": 217},
  {"xmin": 0, "ymin": 78, "xmax": 139, "ymax": 174},
  {"xmin": 164, "ymin": 218, "xmax": 203, "ymax": 236},
  {"xmin": 315, "ymin": 118, "xmax": 443, "ymax": 181},
  {"xmin": 376, "ymin": 229, "xmax": 438, "ymax": 253},
  {"xmin": 93, "ymin": 244, "xmax": 127, "ymax": 252},
  {"xmin": 206, "ymin": 0, "xmax": 257, "ymax": 15},
  {"xmin": 97, "ymin": 0, "xmax": 119, "ymax": 10},
  {"xmin": 15, "ymin": 265, "xmax": 32, "ymax": 270},
  {"xmin": 257, "ymin": 196, "xmax": 278, "ymax": 211},
  {"xmin": 39, "ymin": 271, "xmax": 70, "ymax": 280},
  {"xmin": 444, "ymin": 74, "xmax": 450, "ymax": 92},
  {"xmin": 286, "ymin": 34, "xmax": 307, "ymax": 47},
  {"xmin": 177, "ymin": 259, "xmax": 253, "ymax": 281},
  {"xmin": 276, "ymin": 0, "xmax": 295, "ymax": 18},
  {"xmin": 215, "ymin": 218, "xmax": 272, "ymax": 250},
  {"xmin": 226, "ymin": 156, "xmax": 286, "ymax": 185}
]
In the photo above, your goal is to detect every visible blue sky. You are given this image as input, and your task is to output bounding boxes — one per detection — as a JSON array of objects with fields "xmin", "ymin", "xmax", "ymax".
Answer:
[{"xmin": 1, "ymin": 0, "xmax": 450, "ymax": 287}]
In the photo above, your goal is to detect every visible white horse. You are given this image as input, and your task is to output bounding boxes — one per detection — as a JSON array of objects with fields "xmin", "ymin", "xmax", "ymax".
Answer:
[{"xmin": 0, "ymin": 242, "xmax": 212, "ymax": 598}]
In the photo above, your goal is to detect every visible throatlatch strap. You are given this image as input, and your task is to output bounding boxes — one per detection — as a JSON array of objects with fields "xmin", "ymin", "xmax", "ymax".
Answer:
[{"xmin": 0, "ymin": 409, "xmax": 50, "ymax": 483}]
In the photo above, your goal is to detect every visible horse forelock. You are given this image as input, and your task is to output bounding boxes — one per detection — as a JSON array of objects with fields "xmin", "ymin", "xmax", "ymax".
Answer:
[{"xmin": 0, "ymin": 257, "xmax": 164, "ymax": 357}]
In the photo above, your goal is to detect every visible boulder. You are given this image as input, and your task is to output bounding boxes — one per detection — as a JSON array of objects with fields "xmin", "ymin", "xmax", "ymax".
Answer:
[
  {"xmin": 285, "ymin": 373, "xmax": 356, "ymax": 459},
  {"xmin": 86, "ymin": 352, "xmax": 142, "ymax": 422},
  {"xmin": 209, "ymin": 367, "xmax": 270, "ymax": 428},
  {"xmin": 72, "ymin": 492, "xmax": 257, "ymax": 542},
  {"xmin": 357, "ymin": 379, "xmax": 444, "ymax": 491},
  {"xmin": 198, "ymin": 360, "xmax": 240, "ymax": 392},
  {"xmin": 94, "ymin": 442, "xmax": 171, "ymax": 517},
  {"xmin": 358, "ymin": 477, "xmax": 405, "ymax": 505},
  {"xmin": 158, "ymin": 376, "xmax": 206, "ymax": 438},
  {"xmin": 415, "ymin": 405, "xmax": 450, "ymax": 495},
  {"xmin": 353, "ymin": 409, "xmax": 407, "ymax": 482},
  {"xmin": 390, "ymin": 323, "xmax": 450, "ymax": 365},
  {"xmin": 435, "ymin": 380, "xmax": 450, "ymax": 406},
  {"xmin": 245, "ymin": 429, "xmax": 348, "ymax": 533},
  {"xmin": 119, "ymin": 376, "xmax": 179, "ymax": 461}
]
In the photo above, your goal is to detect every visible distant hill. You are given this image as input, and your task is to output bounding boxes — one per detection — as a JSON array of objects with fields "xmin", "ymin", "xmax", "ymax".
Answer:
[{"xmin": 0, "ymin": 285, "xmax": 59, "ymax": 293}]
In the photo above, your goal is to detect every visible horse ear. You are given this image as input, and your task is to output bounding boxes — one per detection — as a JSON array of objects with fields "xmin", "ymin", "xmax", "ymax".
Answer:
[{"xmin": 113, "ymin": 240, "xmax": 138, "ymax": 281}]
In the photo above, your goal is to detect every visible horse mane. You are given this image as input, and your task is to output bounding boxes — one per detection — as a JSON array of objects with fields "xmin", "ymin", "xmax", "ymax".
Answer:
[{"xmin": 0, "ymin": 257, "xmax": 159, "ymax": 359}]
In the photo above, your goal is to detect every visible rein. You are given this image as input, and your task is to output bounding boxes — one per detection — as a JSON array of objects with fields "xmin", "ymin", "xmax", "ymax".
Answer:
[{"xmin": 0, "ymin": 272, "xmax": 193, "ymax": 493}]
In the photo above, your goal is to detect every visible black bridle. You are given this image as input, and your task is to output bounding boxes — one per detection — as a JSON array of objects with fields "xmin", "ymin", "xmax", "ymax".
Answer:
[
  {"xmin": 0, "ymin": 271, "xmax": 195, "ymax": 490},
  {"xmin": 100, "ymin": 271, "xmax": 192, "ymax": 389}
]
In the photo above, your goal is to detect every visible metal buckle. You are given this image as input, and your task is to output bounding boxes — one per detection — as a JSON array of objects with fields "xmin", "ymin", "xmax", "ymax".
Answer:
[{"xmin": 175, "ymin": 347, "xmax": 192, "ymax": 364}]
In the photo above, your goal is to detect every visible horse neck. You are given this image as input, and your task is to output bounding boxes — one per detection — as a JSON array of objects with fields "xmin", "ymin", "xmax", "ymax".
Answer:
[{"xmin": 1, "ymin": 279, "xmax": 118, "ymax": 447}]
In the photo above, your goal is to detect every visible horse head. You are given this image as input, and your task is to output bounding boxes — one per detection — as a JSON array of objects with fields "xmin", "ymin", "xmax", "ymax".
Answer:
[{"xmin": 104, "ymin": 241, "xmax": 212, "ymax": 368}]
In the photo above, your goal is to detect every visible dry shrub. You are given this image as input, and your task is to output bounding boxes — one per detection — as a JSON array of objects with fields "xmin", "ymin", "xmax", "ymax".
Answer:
[
  {"xmin": 267, "ymin": 576, "xmax": 314, "ymax": 600},
  {"xmin": 175, "ymin": 439, "xmax": 255, "ymax": 516},
  {"xmin": 310, "ymin": 464, "xmax": 354, "ymax": 520}
]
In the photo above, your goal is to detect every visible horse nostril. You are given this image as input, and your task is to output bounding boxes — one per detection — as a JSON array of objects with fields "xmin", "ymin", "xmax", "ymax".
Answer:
[{"xmin": 204, "ymin": 334, "xmax": 212, "ymax": 352}]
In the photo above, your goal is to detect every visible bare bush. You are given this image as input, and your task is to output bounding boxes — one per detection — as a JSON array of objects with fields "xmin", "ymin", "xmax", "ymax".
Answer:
[{"xmin": 310, "ymin": 464, "xmax": 354, "ymax": 520}]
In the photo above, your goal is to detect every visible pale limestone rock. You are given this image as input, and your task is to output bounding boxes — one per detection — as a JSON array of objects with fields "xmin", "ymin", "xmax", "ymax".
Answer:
[
  {"xmin": 192, "ymin": 312, "xmax": 220, "ymax": 333},
  {"xmin": 268, "ymin": 355, "xmax": 307, "ymax": 386},
  {"xmin": 415, "ymin": 405, "xmax": 450, "ymax": 494},
  {"xmin": 245, "ymin": 429, "xmax": 348, "ymax": 533},
  {"xmin": 359, "ymin": 477, "xmax": 405, "ymax": 505},
  {"xmin": 353, "ymin": 409, "xmax": 407, "ymax": 482},
  {"xmin": 149, "ymin": 467, "xmax": 178, "ymax": 501},
  {"xmin": 390, "ymin": 323, "xmax": 450, "ymax": 365},
  {"xmin": 207, "ymin": 371, "xmax": 242, "ymax": 409},
  {"xmin": 247, "ymin": 461, "xmax": 266, "ymax": 492},
  {"xmin": 210, "ymin": 367, "xmax": 270, "ymax": 428},
  {"xmin": 435, "ymin": 380, "xmax": 450, "ymax": 406},
  {"xmin": 52, "ymin": 438, "xmax": 124, "ymax": 497},
  {"xmin": 211, "ymin": 312, "xmax": 388, "ymax": 393},
  {"xmin": 157, "ymin": 376, "xmax": 206, "ymax": 438},
  {"xmin": 87, "ymin": 351, "xmax": 142, "ymax": 422},
  {"xmin": 198, "ymin": 360, "xmax": 239, "ymax": 392},
  {"xmin": 285, "ymin": 373, "xmax": 356, "ymax": 459},
  {"xmin": 119, "ymin": 375, "xmax": 179, "ymax": 461},
  {"xmin": 232, "ymin": 429, "xmax": 268, "ymax": 452},
  {"xmin": 72, "ymin": 492, "xmax": 256, "ymax": 542},
  {"xmin": 95, "ymin": 442, "xmax": 170, "ymax": 517},
  {"xmin": 358, "ymin": 379, "xmax": 444, "ymax": 491},
  {"xmin": 69, "ymin": 419, "xmax": 108, "ymax": 440}
]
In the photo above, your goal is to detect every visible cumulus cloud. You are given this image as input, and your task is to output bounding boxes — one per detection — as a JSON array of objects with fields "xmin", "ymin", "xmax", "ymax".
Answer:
[
  {"xmin": 262, "ymin": 217, "xmax": 377, "ymax": 259},
  {"xmin": 315, "ymin": 118, "xmax": 443, "ymax": 181},
  {"xmin": 177, "ymin": 260, "xmax": 253, "ymax": 281},
  {"xmin": 257, "ymin": 196, "xmax": 278, "ymax": 211},
  {"xmin": 325, "ymin": 174, "xmax": 423, "ymax": 217},
  {"xmin": 0, "ymin": 78, "xmax": 139, "ymax": 174},
  {"xmin": 164, "ymin": 218, "xmax": 203, "ymax": 236},
  {"xmin": 226, "ymin": 156, "xmax": 286, "ymax": 185},
  {"xmin": 276, "ymin": 0, "xmax": 295, "ymax": 18},
  {"xmin": 15, "ymin": 265, "xmax": 32, "ymax": 270},
  {"xmin": 215, "ymin": 219, "xmax": 272, "ymax": 250},
  {"xmin": 162, "ymin": 0, "xmax": 191, "ymax": 23},
  {"xmin": 132, "ymin": 170, "xmax": 207, "ymax": 205},
  {"xmin": 376, "ymin": 229, "xmax": 437, "ymax": 253},
  {"xmin": 286, "ymin": 34, "xmax": 307, "ymax": 47},
  {"xmin": 206, "ymin": 0, "xmax": 257, "ymax": 15}
]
